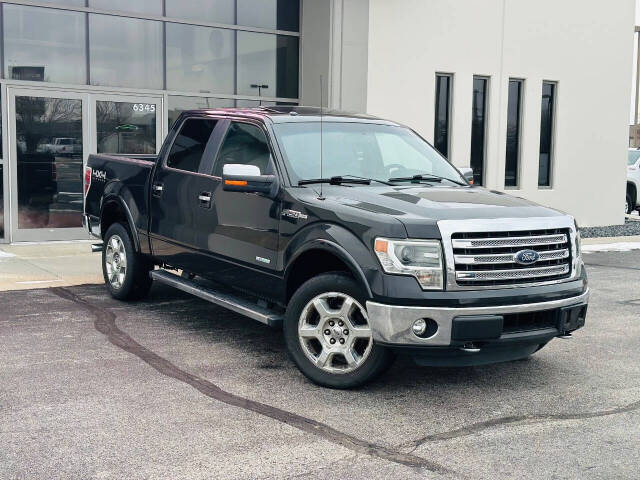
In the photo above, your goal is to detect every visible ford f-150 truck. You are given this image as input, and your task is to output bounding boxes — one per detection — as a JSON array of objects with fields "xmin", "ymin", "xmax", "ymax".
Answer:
[{"xmin": 84, "ymin": 106, "xmax": 589, "ymax": 388}]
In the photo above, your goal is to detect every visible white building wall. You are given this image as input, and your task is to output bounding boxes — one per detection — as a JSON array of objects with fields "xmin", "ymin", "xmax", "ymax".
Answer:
[{"xmin": 366, "ymin": 0, "xmax": 636, "ymax": 227}]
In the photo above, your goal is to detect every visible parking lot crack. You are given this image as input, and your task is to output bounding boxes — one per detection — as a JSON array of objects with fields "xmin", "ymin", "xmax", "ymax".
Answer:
[
  {"xmin": 50, "ymin": 286, "xmax": 452, "ymax": 475},
  {"xmin": 402, "ymin": 399, "xmax": 640, "ymax": 452}
]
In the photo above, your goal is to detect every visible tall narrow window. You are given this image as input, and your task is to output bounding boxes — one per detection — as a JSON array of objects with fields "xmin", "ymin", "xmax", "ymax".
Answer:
[
  {"xmin": 538, "ymin": 82, "xmax": 556, "ymax": 187},
  {"xmin": 434, "ymin": 74, "xmax": 452, "ymax": 158},
  {"xmin": 470, "ymin": 77, "xmax": 488, "ymax": 185},
  {"xmin": 505, "ymin": 79, "xmax": 523, "ymax": 187}
]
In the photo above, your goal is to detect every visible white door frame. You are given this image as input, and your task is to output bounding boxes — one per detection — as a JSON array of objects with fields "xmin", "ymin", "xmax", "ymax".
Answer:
[{"xmin": 5, "ymin": 85, "xmax": 163, "ymax": 242}]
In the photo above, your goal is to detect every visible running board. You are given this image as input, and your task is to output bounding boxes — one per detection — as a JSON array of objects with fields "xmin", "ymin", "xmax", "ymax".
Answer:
[{"xmin": 150, "ymin": 270, "xmax": 283, "ymax": 328}]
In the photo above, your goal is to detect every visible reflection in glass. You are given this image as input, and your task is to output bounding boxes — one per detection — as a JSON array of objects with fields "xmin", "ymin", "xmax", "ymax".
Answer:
[
  {"xmin": 434, "ymin": 74, "xmax": 452, "ymax": 158},
  {"xmin": 470, "ymin": 77, "xmax": 488, "ymax": 185},
  {"xmin": 237, "ymin": 32, "xmax": 299, "ymax": 99},
  {"xmin": 165, "ymin": 0, "xmax": 235, "ymax": 24},
  {"xmin": 166, "ymin": 23, "xmax": 235, "ymax": 95},
  {"xmin": 90, "ymin": 15, "xmax": 163, "ymax": 90},
  {"xmin": 89, "ymin": 0, "xmax": 163, "ymax": 15},
  {"xmin": 36, "ymin": 0, "xmax": 85, "ymax": 6},
  {"xmin": 168, "ymin": 96, "xmax": 234, "ymax": 130},
  {"xmin": 4, "ymin": 5, "xmax": 86, "ymax": 85},
  {"xmin": 0, "ymin": 164, "xmax": 4, "ymax": 239},
  {"xmin": 97, "ymin": 101, "xmax": 157, "ymax": 155},
  {"xmin": 538, "ymin": 82, "xmax": 556, "ymax": 187},
  {"xmin": 15, "ymin": 96, "xmax": 83, "ymax": 229},
  {"xmin": 505, "ymin": 79, "xmax": 523, "ymax": 187},
  {"xmin": 237, "ymin": 0, "xmax": 300, "ymax": 31}
]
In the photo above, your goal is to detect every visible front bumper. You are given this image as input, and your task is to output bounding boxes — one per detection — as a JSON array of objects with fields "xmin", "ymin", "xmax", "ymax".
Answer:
[{"xmin": 366, "ymin": 288, "xmax": 589, "ymax": 347}]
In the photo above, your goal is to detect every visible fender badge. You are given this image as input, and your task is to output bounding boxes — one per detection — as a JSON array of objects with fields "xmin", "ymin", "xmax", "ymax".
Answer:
[{"xmin": 281, "ymin": 209, "xmax": 308, "ymax": 220}]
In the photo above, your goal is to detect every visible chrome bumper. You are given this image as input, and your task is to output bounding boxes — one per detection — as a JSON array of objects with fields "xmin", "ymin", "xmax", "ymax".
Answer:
[{"xmin": 366, "ymin": 289, "xmax": 590, "ymax": 347}]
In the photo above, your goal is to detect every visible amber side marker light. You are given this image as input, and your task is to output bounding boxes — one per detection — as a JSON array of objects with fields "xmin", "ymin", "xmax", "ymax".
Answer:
[
  {"xmin": 374, "ymin": 239, "xmax": 389, "ymax": 253},
  {"xmin": 225, "ymin": 180, "xmax": 248, "ymax": 186}
]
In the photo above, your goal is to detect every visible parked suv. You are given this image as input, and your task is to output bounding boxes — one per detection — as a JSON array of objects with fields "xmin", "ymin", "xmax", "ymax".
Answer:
[
  {"xmin": 84, "ymin": 107, "xmax": 589, "ymax": 388},
  {"xmin": 628, "ymin": 148, "xmax": 640, "ymax": 214}
]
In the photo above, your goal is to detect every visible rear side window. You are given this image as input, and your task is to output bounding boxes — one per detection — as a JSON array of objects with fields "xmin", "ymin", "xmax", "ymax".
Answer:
[
  {"xmin": 213, "ymin": 122, "xmax": 274, "ymax": 177},
  {"xmin": 166, "ymin": 118, "xmax": 217, "ymax": 173}
]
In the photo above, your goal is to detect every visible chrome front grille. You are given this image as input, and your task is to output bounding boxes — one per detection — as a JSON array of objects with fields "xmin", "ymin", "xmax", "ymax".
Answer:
[{"xmin": 451, "ymin": 228, "xmax": 572, "ymax": 287}]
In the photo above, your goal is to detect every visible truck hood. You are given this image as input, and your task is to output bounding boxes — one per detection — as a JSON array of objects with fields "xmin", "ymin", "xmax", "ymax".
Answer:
[{"xmin": 301, "ymin": 184, "xmax": 566, "ymax": 238}]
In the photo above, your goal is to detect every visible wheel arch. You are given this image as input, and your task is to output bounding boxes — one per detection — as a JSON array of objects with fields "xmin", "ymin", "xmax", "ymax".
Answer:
[
  {"xmin": 100, "ymin": 195, "xmax": 141, "ymax": 252},
  {"xmin": 284, "ymin": 240, "xmax": 374, "ymax": 302}
]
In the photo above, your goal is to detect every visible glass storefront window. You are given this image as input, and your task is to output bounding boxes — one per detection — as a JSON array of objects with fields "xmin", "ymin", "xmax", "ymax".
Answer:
[
  {"xmin": 89, "ymin": 15, "xmax": 163, "ymax": 90},
  {"xmin": 168, "ymin": 96, "xmax": 234, "ymax": 130},
  {"xmin": 237, "ymin": 0, "xmax": 300, "ymax": 31},
  {"xmin": 38, "ymin": 0, "xmax": 86, "ymax": 6},
  {"xmin": 3, "ymin": 5, "xmax": 87, "ymax": 85},
  {"xmin": 89, "ymin": 0, "xmax": 163, "ymax": 15},
  {"xmin": 165, "ymin": 0, "xmax": 235, "ymax": 25},
  {"xmin": 97, "ymin": 101, "xmax": 157, "ymax": 155},
  {"xmin": 237, "ymin": 32, "xmax": 299, "ymax": 99},
  {"xmin": 15, "ymin": 96, "xmax": 84, "ymax": 229},
  {"xmin": 166, "ymin": 23, "xmax": 235, "ymax": 95}
]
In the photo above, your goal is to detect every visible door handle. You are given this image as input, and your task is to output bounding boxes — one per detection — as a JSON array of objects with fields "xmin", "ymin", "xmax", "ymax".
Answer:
[
  {"xmin": 152, "ymin": 183, "xmax": 164, "ymax": 197},
  {"xmin": 198, "ymin": 192, "xmax": 212, "ymax": 208}
]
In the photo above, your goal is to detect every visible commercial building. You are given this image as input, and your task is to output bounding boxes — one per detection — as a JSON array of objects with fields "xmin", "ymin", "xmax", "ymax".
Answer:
[{"xmin": 0, "ymin": 0, "xmax": 634, "ymax": 243}]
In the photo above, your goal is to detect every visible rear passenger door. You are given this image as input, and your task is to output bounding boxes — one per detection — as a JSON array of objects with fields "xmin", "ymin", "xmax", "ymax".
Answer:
[
  {"xmin": 149, "ymin": 116, "xmax": 225, "ymax": 273},
  {"xmin": 207, "ymin": 121, "xmax": 281, "ymax": 295}
]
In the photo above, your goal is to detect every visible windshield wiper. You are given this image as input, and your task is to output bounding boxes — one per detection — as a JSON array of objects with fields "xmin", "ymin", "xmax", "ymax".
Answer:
[
  {"xmin": 338, "ymin": 174, "xmax": 396, "ymax": 186},
  {"xmin": 299, "ymin": 176, "xmax": 371, "ymax": 186},
  {"xmin": 388, "ymin": 174, "xmax": 466, "ymax": 186}
]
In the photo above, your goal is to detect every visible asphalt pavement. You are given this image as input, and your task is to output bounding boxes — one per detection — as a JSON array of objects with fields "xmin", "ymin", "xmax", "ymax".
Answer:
[{"xmin": 1, "ymin": 250, "xmax": 639, "ymax": 479}]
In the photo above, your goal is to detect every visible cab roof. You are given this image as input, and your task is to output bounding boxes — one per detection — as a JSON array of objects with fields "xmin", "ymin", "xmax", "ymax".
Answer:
[{"xmin": 181, "ymin": 105, "xmax": 401, "ymax": 126}]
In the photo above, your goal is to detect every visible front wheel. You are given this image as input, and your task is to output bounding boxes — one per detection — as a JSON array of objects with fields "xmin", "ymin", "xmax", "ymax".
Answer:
[
  {"xmin": 284, "ymin": 273, "xmax": 394, "ymax": 388},
  {"xmin": 102, "ymin": 223, "xmax": 152, "ymax": 300}
]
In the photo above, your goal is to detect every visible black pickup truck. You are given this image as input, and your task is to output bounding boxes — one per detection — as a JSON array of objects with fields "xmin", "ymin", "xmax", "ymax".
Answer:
[{"xmin": 84, "ymin": 106, "xmax": 589, "ymax": 388}]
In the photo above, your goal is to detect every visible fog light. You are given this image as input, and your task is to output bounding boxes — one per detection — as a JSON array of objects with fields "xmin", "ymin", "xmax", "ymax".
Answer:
[{"xmin": 412, "ymin": 319, "xmax": 427, "ymax": 336}]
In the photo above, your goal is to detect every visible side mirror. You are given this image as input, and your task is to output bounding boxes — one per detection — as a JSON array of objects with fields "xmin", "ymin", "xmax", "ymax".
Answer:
[
  {"xmin": 458, "ymin": 167, "xmax": 474, "ymax": 185},
  {"xmin": 222, "ymin": 163, "xmax": 277, "ymax": 196}
]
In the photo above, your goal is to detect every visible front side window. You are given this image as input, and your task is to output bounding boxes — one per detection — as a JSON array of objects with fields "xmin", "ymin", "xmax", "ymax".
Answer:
[
  {"xmin": 166, "ymin": 119, "xmax": 218, "ymax": 173},
  {"xmin": 273, "ymin": 122, "xmax": 464, "ymax": 185},
  {"xmin": 213, "ymin": 122, "xmax": 274, "ymax": 177}
]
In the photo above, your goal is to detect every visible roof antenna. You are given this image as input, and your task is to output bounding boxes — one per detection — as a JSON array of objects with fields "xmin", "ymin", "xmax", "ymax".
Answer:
[{"xmin": 318, "ymin": 75, "xmax": 325, "ymax": 200}]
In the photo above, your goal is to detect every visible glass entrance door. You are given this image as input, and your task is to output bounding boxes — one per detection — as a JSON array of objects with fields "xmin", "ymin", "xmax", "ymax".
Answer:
[{"xmin": 8, "ymin": 87, "xmax": 88, "ymax": 241}]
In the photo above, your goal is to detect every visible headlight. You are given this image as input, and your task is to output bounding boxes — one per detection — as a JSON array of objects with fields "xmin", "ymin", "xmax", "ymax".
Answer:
[{"xmin": 374, "ymin": 238, "xmax": 444, "ymax": 290}]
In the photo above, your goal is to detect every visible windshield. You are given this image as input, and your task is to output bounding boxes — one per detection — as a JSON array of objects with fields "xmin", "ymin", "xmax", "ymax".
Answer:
[
  {"xmin": 273, "ymin": 122, "xmax": 465, "ymax": 185},
  {"xmin": 629, "ymin": 150, "xmax": 640, "ymax": 166}
]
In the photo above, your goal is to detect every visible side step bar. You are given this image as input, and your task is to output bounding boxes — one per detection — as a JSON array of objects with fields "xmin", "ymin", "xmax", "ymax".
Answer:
[{"xmin": 150, "ymin": 270, "xmax": 284, "ymax": 328}]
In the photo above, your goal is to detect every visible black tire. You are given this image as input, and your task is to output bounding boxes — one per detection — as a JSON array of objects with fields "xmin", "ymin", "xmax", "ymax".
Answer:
[
  {"xmin": 284, "ymin": 272, "xmax": 395, "ymax": 389},
  {"xmin": 626, "ymin": 194, "xmax": 633, "ymax": 215},
  {"xmin": 102, "ymin": 223, "xmax": 152, "ymax": 300}
]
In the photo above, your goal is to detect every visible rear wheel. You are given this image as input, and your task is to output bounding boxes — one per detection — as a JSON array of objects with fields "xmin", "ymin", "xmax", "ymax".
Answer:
[
  {"xmin": 284, "ymin": 273, "xmax": 394, "ymax": 388},
  {"xmin": 626, "ymin": 194, "xmax": 633, "ymax": 215},
  {"xmin": 103, "ymin": 223, "xmax": 152, "ymax": 300}
]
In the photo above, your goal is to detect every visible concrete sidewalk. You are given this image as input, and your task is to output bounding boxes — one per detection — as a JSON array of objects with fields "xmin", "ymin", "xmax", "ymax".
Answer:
[
  {"xmin": 0, "ymin": 241, "xmax": 102, "ymax": 291},
  {"xmin": 1, "ymin": 234, "xmax": 639, "ymax": 292}
]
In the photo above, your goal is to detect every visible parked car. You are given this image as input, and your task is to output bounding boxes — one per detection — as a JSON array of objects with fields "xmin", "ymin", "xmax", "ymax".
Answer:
[
  {"xmin": 84, "ymin": 107, "xmax": 589, "ymax": 388},
  {"xmin": 39, "ymin": 137, "xmax": 82, "ymax": 157},
  {"xmin": 628, "ymin": 148, "xmax": 640, "ymax": 214}
]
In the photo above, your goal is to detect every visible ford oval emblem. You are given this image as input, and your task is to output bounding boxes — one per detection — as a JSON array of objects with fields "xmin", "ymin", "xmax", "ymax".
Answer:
[{"xmin": 514, "ymin": 249, "xmax": 540, "ymax": 265}]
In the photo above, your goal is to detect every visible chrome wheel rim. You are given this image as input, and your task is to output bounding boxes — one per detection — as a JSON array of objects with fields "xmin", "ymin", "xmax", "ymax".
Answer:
[
  {"xmin": 105, "ymin": 235, "xmax": 127, "ymax": 289},
  {"xmin": 298, "ymin": 292, "xmax": 373, "ymax": 374}
]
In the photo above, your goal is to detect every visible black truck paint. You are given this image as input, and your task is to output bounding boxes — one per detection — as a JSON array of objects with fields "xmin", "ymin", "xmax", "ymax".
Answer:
[{"xmin": 84, "ymin": 106, "xmax": 589, "ymax": 388}]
